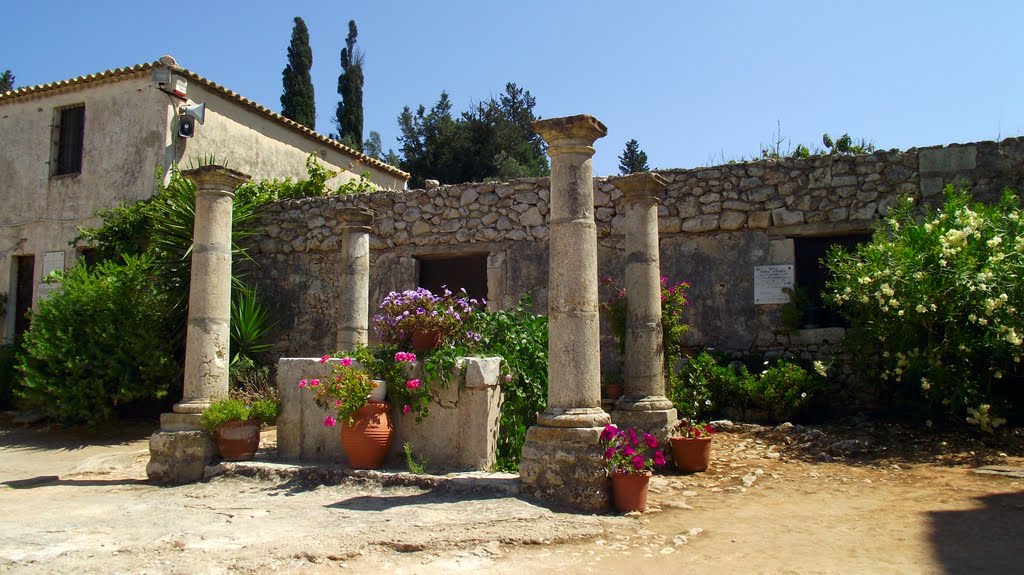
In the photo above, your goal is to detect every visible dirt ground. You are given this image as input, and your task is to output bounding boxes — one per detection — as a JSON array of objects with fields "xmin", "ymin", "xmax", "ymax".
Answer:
[{"xmin": 1, "ymin": 416, "xmax": 1022, "ymax": 575}]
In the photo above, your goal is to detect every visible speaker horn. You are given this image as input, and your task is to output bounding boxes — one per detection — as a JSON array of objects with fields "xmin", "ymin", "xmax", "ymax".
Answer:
[{"xmin": 180, "ymin": 102, "xmax": 205, "ymax": 125}]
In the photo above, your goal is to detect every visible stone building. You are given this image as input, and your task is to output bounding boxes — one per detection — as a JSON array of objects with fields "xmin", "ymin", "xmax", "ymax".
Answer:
[
  {"xmin": 0, "ymin": 56, "xmax": 409, "ymax": 343},
  {"xmin": 244, "ymin": 136, "xmax": 1024, "ymax": 408}
]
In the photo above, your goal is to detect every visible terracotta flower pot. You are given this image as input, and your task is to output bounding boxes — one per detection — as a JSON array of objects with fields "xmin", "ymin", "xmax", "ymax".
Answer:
[
  {"xmin": 604, "ymin": 383, "xmax": 623, "ymax": 400},
  {"xmin": 611, "ymin": 471, "xmax": 652, "ymax": 512},
  {"xmin": 340, "ymin": 401, "xmax": 393, "ymax": 469},
  {"xmin": 215, "ymin": 419, "xmax": 261, "ymax": 461},
  {"xmin": 411, "ymin": 329, "xmax": 444, "ymax": 352},
  {"xmin": 670, "ymin": 436, "xmax": 713, "ymax": 472}
]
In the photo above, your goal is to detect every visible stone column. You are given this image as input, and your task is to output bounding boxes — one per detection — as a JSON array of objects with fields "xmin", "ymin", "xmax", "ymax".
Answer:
[
  {"xmin": 519, "ymin": 114, "xmax": 611, "ymax": 512},
  {"xmin": 148, "ymin": 165, "xmax": 249, "ymax": 484},
  {"xmin": 336, "ymin": 207, "xmax": 374, "ymax": 352},
  {"xmin": 609, "ymin": 173, "xmax": 677, "ymax": 436}
]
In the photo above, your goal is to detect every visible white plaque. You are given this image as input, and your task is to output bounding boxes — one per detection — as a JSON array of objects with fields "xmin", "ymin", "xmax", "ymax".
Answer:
[
  {"xmin": 754, "ymin": 265, "xmax": 794, "ymax": 304},
  {"xmin": 42, "ymin": 251, "xmax": 65, "ymax": 277},
  {"xmin": 38, "ymin": 251, "xmax": 66, "ymax": 301}
]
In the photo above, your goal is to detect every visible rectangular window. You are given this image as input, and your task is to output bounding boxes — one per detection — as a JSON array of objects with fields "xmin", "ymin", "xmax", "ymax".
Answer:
[
  {"xmin": 53, "ymin": 105, "xmax": 85, "ymax": 176},
  {"xmin": 793, "ymin": 235, "xmax": 870, "ymax": 328},
  {"xmin": 417, "ymin": 254, "xmax": 488, "ymax": 302}
]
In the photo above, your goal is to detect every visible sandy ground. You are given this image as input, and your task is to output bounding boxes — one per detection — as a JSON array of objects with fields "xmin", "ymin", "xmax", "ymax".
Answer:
[{"xmin": 0, "ymin": 417, "xmax": 1021, "ymax": 575}]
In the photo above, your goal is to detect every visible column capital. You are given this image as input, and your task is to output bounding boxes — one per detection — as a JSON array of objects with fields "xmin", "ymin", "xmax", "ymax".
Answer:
[
  {"xmin": 609, "ymin": 172, "xmax": 668, "ymax": 203},
  {"xmin": 533, "ymin": 115, "xmax": 607, "ymax": 156},
  {"xmin": 181, "ymin": 165, "xmax": 250, "ymax": 195},
  {"xmin": 338, "ymin": 206, "xmax": 375, "ymax": 229}
]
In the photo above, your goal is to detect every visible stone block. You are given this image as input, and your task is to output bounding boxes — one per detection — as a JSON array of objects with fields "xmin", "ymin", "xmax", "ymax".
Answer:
[
  {"xmin": 747, "ymin": 211, "xmax": 771, "ymax": 229},
  {"xmin": 147, "ymin": 430, "xmax": 217, "ymax": 484},
  {"xmin": 920, "ymin": 145, "xmax": 976, "ymax": 174},
  {"xmin": 831, "ymin": 175, "xmax": 859, "ymax": 188},
  {"xmin": 681, "ymin": 215, "xmax": 720, "ymax": 233},
  {"xmin": 719, "ymin": 211, "xmax": 747, "ymax": 230},
  {"xmin": 921, "ymin": 176, "xmax": 945, "ymax": 197},
  {"xmin": 771, "ymin": 208, "xmax": 805, "ymax": 226},
  {"xmin": 519, "ymin": 426, "xmax": 610, "ymax": 513}
]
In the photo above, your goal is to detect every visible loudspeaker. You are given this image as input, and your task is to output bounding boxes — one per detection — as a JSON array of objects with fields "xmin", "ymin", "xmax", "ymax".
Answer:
[
  {"xmin": 177, "ymin": 115, "xmax": 196, "ymax": 138},
  {"xmin": 176, "ymin": 102, "xmax": 205, "ymax": 138}
]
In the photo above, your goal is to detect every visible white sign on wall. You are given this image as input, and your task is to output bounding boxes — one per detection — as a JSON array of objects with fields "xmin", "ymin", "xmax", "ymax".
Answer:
[
  {"xmin": 37, "ymin": 251, "xmax": 66, "ymax": 301},
  {"xmin": 753, "ymin": 265, "xmax": 794, "ymax": 305}
]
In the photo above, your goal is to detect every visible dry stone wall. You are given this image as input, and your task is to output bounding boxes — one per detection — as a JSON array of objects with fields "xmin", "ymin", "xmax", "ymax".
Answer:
[{"xmin": 246, "ymin": 137, "xmax": 1024, "ymax": 370}]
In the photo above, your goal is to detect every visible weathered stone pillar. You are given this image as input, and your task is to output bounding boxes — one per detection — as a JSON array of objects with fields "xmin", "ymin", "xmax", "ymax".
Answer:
[
  {"xmin": 148, "ymin": 165, "xmax": 249, "ymax": 484},
  {"xmin": 336, "ymin": 207, "xmax": 374, "ymax": 352},
  {"xmin": 519, "ymin": 115, "xmax": 611, "ymax": 512},
  {"xmin": 609, "ymin": 173, "xmax": 677, "ymax": 436}
]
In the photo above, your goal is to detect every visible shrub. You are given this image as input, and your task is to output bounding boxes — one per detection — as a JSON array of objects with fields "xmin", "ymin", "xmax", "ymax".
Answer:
[
  {"xmin": 825, "ymin": 185, "xmax": 1024, "ymax": 428},
  {"xmin": 601, "ymin": 276, "xmax": 690, "ymax": 363},
  {"xmin": 16, "ymin": 254, "xmax": 178, "ymax": 426},
  {"xmin": 0, "ymin": 344, "xmax": 20, "ymax": 410},
  {"xmin": 200, "ymin": 397, "xmax": 278, "ymax": 432},
  {"xmin": 670, "ymin": 352, "xmax": 823, "ymax": 424}
]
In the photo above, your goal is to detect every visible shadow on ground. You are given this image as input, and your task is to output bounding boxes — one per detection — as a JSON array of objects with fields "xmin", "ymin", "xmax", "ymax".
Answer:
[
  {"xmin": 1, "ymin": 475, "xmax": 149, "ymax": 489},
  {"xmin": 0, "ymin": 415, "xmax": 156, "ymax": 453},
  {"xmin": 927, "ymin": 490, "xmax": 1024, "ymax": 574}
]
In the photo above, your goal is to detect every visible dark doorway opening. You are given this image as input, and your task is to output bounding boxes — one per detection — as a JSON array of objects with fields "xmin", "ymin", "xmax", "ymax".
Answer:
[
  {"xmin": 417, "ymin": 254, "xmax": 488, "ymax": 302},
  {"xmin": 13, "ymin": 255, "xmax": 35, "ymax": 341}
]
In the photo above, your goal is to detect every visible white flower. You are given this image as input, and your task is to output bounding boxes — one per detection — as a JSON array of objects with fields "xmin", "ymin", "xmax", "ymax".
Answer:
[
  {"xmin": 800, "ymin": 392, "xmax": 807, "ymax": 398},
  {"xmin": 916, "ymin": 304, "xmax": 927, "ymax": 313},
  {"xmin": 920, "ymin": 378, "xmax": 931, "ymax": 391},
  {"xmin": 813, "ymin": 361, "xmax": 828, "ymax": 377}
]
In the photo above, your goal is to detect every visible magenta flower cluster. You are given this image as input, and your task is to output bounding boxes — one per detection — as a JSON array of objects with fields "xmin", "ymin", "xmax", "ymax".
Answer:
[{"xmin": 599, "ymin": 424, "xmax": 666, "ymax": 475}]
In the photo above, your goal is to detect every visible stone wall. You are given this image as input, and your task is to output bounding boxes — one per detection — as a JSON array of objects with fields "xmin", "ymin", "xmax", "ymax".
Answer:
[{"xmin": 247, "ymin": 137, "xmax": 1024, "ymax": 367}]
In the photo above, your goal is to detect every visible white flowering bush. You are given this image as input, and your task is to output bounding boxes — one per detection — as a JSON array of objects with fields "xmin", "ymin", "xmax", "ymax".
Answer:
[{"xmin": 825, "ymin": 185, "xmax": 1023, "ymax": 429}]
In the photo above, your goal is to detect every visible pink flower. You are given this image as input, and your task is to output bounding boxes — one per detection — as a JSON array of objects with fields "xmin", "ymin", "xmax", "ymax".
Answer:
[
  {"xmin": 600, "ymin": 424, "xmax": 619, "ymax": 442},
  {"xmin": 603, "ymin": 447, "xmax": 615, "ymax": 460},
  {"xmin": 402, "ymin": 405, "xmax": 411, "ymax": 414},
  {"xmin": 405, "ymin": 378, "xmax": 421, "ymax": 390},
  {"xmin": 653, "ymin": 451, "xmax": 666, "ymax": 466},
  {"xmin": 632, "ymin": 454, "xmax": 645, "ymax": 470},
  {"xmin": 335, "ymin": 399, "xmax": 342, "ymax": 407},
  {"xmin": 504, "ymin": 374, "xmax": 513, "ymax": 383},
  {"xmin": 628, "ymin": 428, "xmax": 638, "ymax": 446},
  {"xmin": 310, "ymin": 379, "xmax": 320, "ymax": 387},
  {"xmin": 395, "ymin": 351, "xmax": 417, "ymax": 363},
  {"xmin": 320, "ymin": 355, "xmax": 331, "ymax": 364},
  {"xmin": 622, "ymin": 445, "xmax": 636, "ymax": 458},
  {"xmin": 298, "ymin": 379, "xmax": 308, "ymax": 388},
  {"xmin": 643, "ymin": 433, "xmax": 658, "ymax": 449},
  {"xmin": 339, "ymin": 357, "xmax": 353, "ymax": 367},
  {"xmin": 323, "ymin": 416, "xmax": 336, "ymax": 427}
]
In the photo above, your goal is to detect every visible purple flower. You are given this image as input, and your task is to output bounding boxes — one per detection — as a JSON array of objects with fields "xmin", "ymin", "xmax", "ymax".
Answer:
[
  {"xmin": 622, "ymin": 445, "xmax": 636, "ymax": 458},
  {"xmin": 653, "ymin": 451, "xmax": 666, "ymax": 466},
  {"xmin": 603, "ymin": 447, "xmax": 615, "ymax": 460},
  {"xmin": 628, "ymin": 428, "xmax": 638, "ymax": 446},
  {"xmin": 600, "ymin": 424, "xmax": 619, "ymax": 442},
  {"xmin": 632, "ymin": 454, "xmax": 645, "ymax": 470}
]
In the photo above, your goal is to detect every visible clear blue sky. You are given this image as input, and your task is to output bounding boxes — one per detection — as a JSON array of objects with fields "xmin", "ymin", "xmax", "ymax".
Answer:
[{"xmin": 4, "ymin": 1, "xmax": 1023, "ymax": 178}]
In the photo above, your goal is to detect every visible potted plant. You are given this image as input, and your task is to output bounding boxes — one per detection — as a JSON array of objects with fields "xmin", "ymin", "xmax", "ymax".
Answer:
[
  {"xmin": 669, "ymin": 420, "xmax": 716, "ymax": 473},
  {"xmin": 200, "ymin": 397, "xmax": 278, "ymax": 461},
  {"xmin": 371, "ymin": 287, "xmax": 483, "ymax": 352},
  {"xmin": 599, "ymin": 424, "xmax": 667, "ymax": 512},
  {"xmin": 300, "ymin": 351, "xmax": 416, "ymax": 469}
]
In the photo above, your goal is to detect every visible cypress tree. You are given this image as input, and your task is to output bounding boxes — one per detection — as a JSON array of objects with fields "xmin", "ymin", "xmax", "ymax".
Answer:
[
  {"xmin": 618, "ymin": 139, "xmax": 650, "ymax": 175},
  {"xmin": 280, "ymin": 17, "xmax": 316, "ymax": 129},
  {"xmin": 335, "ymin": 20, "xmax": 364, "ymax": 150}
]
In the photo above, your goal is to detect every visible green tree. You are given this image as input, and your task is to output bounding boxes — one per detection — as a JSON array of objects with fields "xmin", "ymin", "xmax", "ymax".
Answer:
[
  {"xmin": 363, "ymin": 130, "xmax": 384, "ymax": 160},
  {"xmin": 397, "ymin": 83, "xmax": 549, "ymax": 187},
  {"xmin": 335, "ymin": 20, "xmax": 364, "ymax": 149},
  {"xmin": 0, "ymin": 70, "xmax": 13, "ymax": 92},
  {"xmin": 280, "ymin": 17, "xmax": 315, "ymax": 129},
  {"xmin": 618, "ymin": 139, "xmax": 650, "ymax": 174}
]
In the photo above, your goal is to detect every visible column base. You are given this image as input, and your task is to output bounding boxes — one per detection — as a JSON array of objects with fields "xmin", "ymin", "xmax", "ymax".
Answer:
[
  {"xmin": 536, "ymin": 406, "xmax": 611, "ymax": 428},
  {"xmin": 616, "ymin": 394, "xmax": 675, "ymax": 412},
  {"xmin": 173, "ymin": 399, "xmax": 211, "ymax": 415},
  {"xmin": 147, "ymin": 413, "xmax": 217, "ymax": 484},
  {"xmin": 519, "ymin": 425, "xmax": 611, "ymax": 513},
  {"xmin": 611, "ymin": 407, "xmax": 678, "ymax": 443}
]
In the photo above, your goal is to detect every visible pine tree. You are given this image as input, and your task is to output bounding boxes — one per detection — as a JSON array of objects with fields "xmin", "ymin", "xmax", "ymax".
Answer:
[
  {"xmin": 618, "ymin": 139, "xmax": 650, "ymax": 175},
  {"xmin": 0, "ymin": 70, "xmax": 14, "ymax": 92},
  {"xmin": 396, "ymin": 83, "xmax": 549, "ymax": 187},
  {"xmin": 335, "ymin": 20, "xmax": 364, "ymax": 150},
  {"xmin": 363, "ymin": 130, "xmax": 384, "ymax": 160},
  {"xmin": 280, "ymin": 17, "xmax": 315, "ymax": 129}
]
